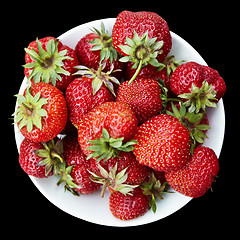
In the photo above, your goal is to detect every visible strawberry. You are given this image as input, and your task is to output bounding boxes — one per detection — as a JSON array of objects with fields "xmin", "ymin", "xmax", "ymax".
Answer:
[
  {"xmin": 65, "ymin": 76, "xmax": 115, "ymax": 126},
  {"xmin": 19, "ymin": 138, "xmax": 65, "ymax": 178},
  {"xmin": 75, "ymin": 23, "xmax": 124, "ymax": 79},
  {"xmin": 170, "ymin": 61, "xmax": 226, "ymax": 113},
  {"xmin": 14, "ymin": 82, "xmax": 68, "ymax": 142},
  {"xmin": 77, "ymin": 101, "xmax": 138, "ymax": 157},
  {"xmin": 109, "ymin": 187, "xmax": 150, "ymax": 220},
  {"xmin": 90, "ymin": 151, "xmax": 150, "ymax": 185},
  {"xmin": 133, "ymin": 114, "xmax": 191, "ymax": 172},
  {"xmin": 116, "ymin": 78, "xmax": 163, "ymax": 125},
  {"xmin": 59, "ymin": 134, "xmax": 101, "ymax": 195},
  {"xmin": 112, "ymin": 10, "xmax": 172, "ymax": 83},
  {"xmin": 19, "ymin": 138, "xmax": 53, "ymax": 178},
  {"xmin": 23, "ymin": 37, "xmax": 79, "ymax": 92},
  {"xmin": 165, "ymin": 146, "xmax": 219, "ymax": 198}
]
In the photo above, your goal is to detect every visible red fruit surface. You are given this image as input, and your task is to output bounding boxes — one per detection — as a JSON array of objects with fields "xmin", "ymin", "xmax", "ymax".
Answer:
[
  {"xmin": 116, "ymin": 78, "xmax": 162, "ymax": 125},
  {"xmin": 75, "ymin": 33, "xmax": 124, "ymax": 79},
  {"xmin": 90, "ymin": 151, "xmax": 150, "ymax": 185},
  {"xmin": 71, "ymin": 164, "xmax": 101, "ymax": 195},
  {"xmin": 133, "ymin": 114, "xmax": 190, "ymax": 172},
  {"xmin": 170, "ymin": 62, "xmax": 226, "ymax": 101},
  {"xmin": 19, "ymin": 138, "xmax": 52, "ymax": 178},
  {"xmin": 112, "ymin": 11, "xmax": 172, "ymax": 63},
  {"xmin": 19, "ymin": 82, "xmax": 68, "ymax": 142},
  {"xmin": 165, "ymin": 146, "xmax": 219, "ymax": 198},
  {"xmin": 65, "ymin": 77, "xmax": 115, "ymax": 126},
  {"xmin": 109, "ymin": 187, "xmax": 149, "ymax": 220},
  {"xmin": 78, "ymin": 101, "xmax": 138, "ymax": 156}
]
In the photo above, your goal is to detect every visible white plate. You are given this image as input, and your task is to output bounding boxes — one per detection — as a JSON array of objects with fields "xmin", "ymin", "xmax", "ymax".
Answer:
[{"xmin": 14, "ymin": 18, "xmax": 225, "ymax": 227}]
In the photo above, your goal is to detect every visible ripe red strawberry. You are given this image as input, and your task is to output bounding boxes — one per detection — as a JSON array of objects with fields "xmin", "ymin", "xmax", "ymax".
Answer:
[
  {"xmin": 77, "ymin": 101, "xmax": 138, "ymax": 157},
  {"xmin": 75, "ymin": 23, "xmax": 124, "ymax": 79},
  {"xmin": 19, "ymin": 138, "xmax": 53, "ymax": 178},
  {"xmin": 116, "ymin": 78, "xmax": 163, "ymax": 125},
  {"xmin": 65, "ymin": 77, "xmax": 115, "ymax": 126},
  {"xmin": 90, "ymin": 151, "xmax": 150, "ymax": 186},
  {"xmin": 133, "ymin": 114, "xmax": 191, "ymax": 172},
  {"xmin": 170, "ymin": 62, "xmax": 226, "ymax": 112},
  {"xmin": 109, "ymin": 187, "xmax": 150, "ymax": 220},
  {"xmin": 61, "ymin": 134, "xmax": 101, "ymax": 195},
  {"xmin": 23, "ymin": 37, "xmax": 79, "ymax": 92},
  {"xmin": 165, "ymin": 146, "xmax": 219, "ymax": 198},
  {"xmin": 14, "ymin": 82, "xmax": 68, "ymax": 142},
  {"xmin": 112, "ymin": 11, "xmax": 172, "ymax": 83}
]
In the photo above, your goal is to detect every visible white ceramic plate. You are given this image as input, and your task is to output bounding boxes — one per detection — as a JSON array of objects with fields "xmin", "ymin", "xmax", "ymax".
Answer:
[{"xmin": 14, "ymin": 18, "xmax": 225, "ymax": 227}]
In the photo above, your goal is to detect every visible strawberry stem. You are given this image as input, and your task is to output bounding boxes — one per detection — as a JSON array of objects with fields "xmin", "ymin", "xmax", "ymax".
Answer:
[{"xmin": 128, "ymin": 60, "xmax": 143, "ymax": 84}]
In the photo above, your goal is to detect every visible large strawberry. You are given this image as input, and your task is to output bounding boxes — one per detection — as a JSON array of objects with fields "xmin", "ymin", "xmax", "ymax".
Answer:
[
  {"xmin": 116, "ymin": 78, "xmax": 163, "ymax": 125},
  {"xmin": 23, "ymin": 37, "xmax": 79, "ymax": 92},
  {"xmin": 65, "ymin": 76, "xmax": 115, "ymax": 126},
  {"xmin": 14, "ymin": 82, "xmax": 68, "ymax": 142},
  {"xmin": 170, "ymin": 61, "xmax": 226, "ymax": 113},
  {"xmin": 77, "ymin": 101, "xmax": 138, "ymax": 157},
  {"xmin": 165, "ymin": 146, "xmax": 219, "ymax": 198},
  {"xmin": 109, "ymin": 187, "xmax": 150, "ymax": 220},
  {"xmin": 133, "ymin": 114, "xmax": 191, "ymax": 172},
  {"xmin": 75, "ymin": 23, "xmax": 124, "ymax": 79},
  {"xmin": 112, "ymin": 11, "xmax": 172, "ymax": 83}
]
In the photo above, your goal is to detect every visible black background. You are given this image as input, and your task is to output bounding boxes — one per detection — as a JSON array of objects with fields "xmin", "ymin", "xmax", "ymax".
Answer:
[{"xmin": 7, "ymin": 2, "xmax": 236, "ymax": 236}]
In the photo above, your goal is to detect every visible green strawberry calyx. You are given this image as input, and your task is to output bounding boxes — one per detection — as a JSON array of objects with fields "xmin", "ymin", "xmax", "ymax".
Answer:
[
  {"xmin": 118, "ymin": 30, "xmax": 164, "ymax": 84},
  {"xmin": 13, "ymin": 86, "xmax": 48, "ymax": 132},
  {"xmin": 74, "ymin": 63, "xmax": 120, "ymax": 96},
  {"xmin": 86, "ymin": 128, "xmax": 138, "ymax": 161},
  {"xmin": 88, "ymin": 162, "xmax": 138, "ymax": 197},
  {"xmin": 178, "ymin": 80, "xmax": 217, "ymax": 113},
  {"xmin": 89, "ymin": 22, "xmax": 119, "ymax": 65},
  {"xmin": 23, "ymin": 38, "xmax": 73, "ymax": 86}
]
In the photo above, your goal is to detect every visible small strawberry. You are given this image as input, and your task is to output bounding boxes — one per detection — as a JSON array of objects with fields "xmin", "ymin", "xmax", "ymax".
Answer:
[
  {"xmin": 19, "ymin": 138, "xmax": 64, "ymax": 178},
  {"xmin": 65, "ymin": 76, "xmax": 115, "ymax": 126},
  {"xmin": 112, "ymin": 11, "xmax": 172, "ymax": 83},
  {"xmin": 165, "ymin": 146, "xmax": 219, "ymax": 198},
  {"xmin": 116, "ymin": 78, "xmax": 163, "ymax": 125},
  {"xmin": 58, "ymin": 134, "xmax": 101, "ymax": 195},
  {"xmin": 170, "ymin": 61, "xmax": 226, "ymax": 113},
  {"xmin": 19, "ymin": 138, "xmax": 52, "ymax": 178},
  {"xmin": 109, "ymin": 187, "xmax": 150, "ymax": 220},
  {"xmin": 23, "ymin": 37, "xmax": 79, "ymax": 92},
  {"xmin": 77, "ymin": 102, "xmax": 138, "ymax": 157},
  {"xmin": 133, "ymin": 114, "xmax": 191, "ymax": 172},
  {"xmin": 13, "ymin": 82, "xmax": 68, "ymax": 142},
  {"xmin": 75, "ymin": 22, "xmax": 124, "ymax": 79}
]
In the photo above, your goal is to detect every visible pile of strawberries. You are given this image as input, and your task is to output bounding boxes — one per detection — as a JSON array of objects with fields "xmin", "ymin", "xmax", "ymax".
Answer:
[{"xmin": 14, "ymin": 10, "xmax": 226, "ymax": 221}]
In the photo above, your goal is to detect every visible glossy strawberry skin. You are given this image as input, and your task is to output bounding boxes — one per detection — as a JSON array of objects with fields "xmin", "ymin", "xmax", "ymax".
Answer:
[
  {"xmin": 112, "ymin": 11, "xmax": 172, "ymax": 63},
  {"xmin": 133, "ymin": 114, "xmax": 191, "ymax": 172},
  {"xmin": 19, "ymin": 138, "xmax": 53, "ymax": 178},
  {"xmin": 65, "ymin": 77, "xmax": 115, "ymax": 126},
  {"xmin": 170, "ymin": 62, "xmax": 226, "ymax": 101},
  {"xmin": 90, "ymin": 151, "xmax": 150, "ymax": 185},
  {"xmin": 109, "ymin": 187, "xmax": 149, "ymax": 220},
  {"xmin": 24, "ymin": 37, "xmax": 79, "ymax": 92},
  {"xmin": 165, "ymin": 146, "xmax": 219, "ymax": 198},
  {"xmin": 116, "ymin": 78, "xmax": 163, "ymax": 125},
  {"xmin": 63, "ymin": 134, "xmax": 101, "ymax": 195},
  {"xmin": 77, "ymin": 101, "xmax": 138, "ymax": 157},
  {"xmin": 19, "ymin": 82, "xmax": 68, "ymax": 142},
  {"xmin": 75, "ymin": 33, "xmax": 124, "ymax": 79}
]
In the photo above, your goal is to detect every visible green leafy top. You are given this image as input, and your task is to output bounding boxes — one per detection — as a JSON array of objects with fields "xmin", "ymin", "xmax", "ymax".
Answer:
[
  {"xmin": 86, "ymin": 128, "xmax": 138, "ymax": 162},
  {"xmin": 118, "ymin": 30, "xmax": 164, "ymax": 84},
  {"xmin": 23, "ymin": 38, "xmax": 73, "ymax": 86},
  {"xmin": 13, "ymin": 87, "xmax": 48, "ymax": 132},
  {"xmin": 89, "ymin": 22, "xmax": 119, "ymax": 64}
]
